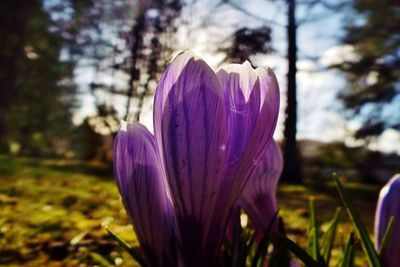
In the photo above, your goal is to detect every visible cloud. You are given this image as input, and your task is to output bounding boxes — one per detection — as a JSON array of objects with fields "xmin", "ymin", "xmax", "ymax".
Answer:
[
  {"xmin": 369, "ymin": 129, "xmax": 400, "ymax": 154},
  {"xmin": 320, "ymin": 44, "xmax": 360, "ymax": 67}
]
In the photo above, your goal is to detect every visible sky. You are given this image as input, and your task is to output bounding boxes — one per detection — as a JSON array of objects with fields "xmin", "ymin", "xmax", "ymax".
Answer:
[{"xmin": 72, "ymin": 0, "xmax": 400, "ymax": 154}]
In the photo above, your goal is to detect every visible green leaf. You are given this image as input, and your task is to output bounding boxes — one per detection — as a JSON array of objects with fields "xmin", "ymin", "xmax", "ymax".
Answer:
[
  {"xmin": 307, "ymin": 197, "xmax": 320, "ymax": 261},
  {"xmin": 334, "ymin": 177, "xmax": 381, "ymax": 267},
  {"xmin": 378, "ymin": 216, "xmax": 394, "ymax": 257},
  {"xmin": 334, "ymin": 232, "xmax": 346, "ymax": 267},
  {"xmin": 105, "ymin": 226, "xmax": 147, "ymax": 267},
  {"xmin": 90, "ymin": 252, "xmax": 112, "ymax": 266},
  {"xmin": 251, "ymin": 209, "xmax": 279, "ymax": 267},
  {"xmin": 268, "ymin": 217, "xmax": 290, "ymax": 267},
  {"xmin": 321, "ymin": 207, "xmax": 341, "ymax": 265},
  {"xmin": 231, "ymin": 209, "xmax": 249, "ymax": 267},
  {"xmin": 341, "ymin": 233, "xmax": 355, "ymax": 267},
  {"xmin": 274, "ymin": 233, "xmax": 321, "ymax": 267}
]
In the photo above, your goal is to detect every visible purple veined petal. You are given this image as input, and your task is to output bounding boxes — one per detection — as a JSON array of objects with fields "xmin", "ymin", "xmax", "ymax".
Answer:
[
  {"xmin": 154, "ymin": 51, "xmax": 228, "ymax": 265},
  {"xmin": 238, "ymin": 141, "xmax": 283, "ymax": 242},
  {"xmin": 215, "ymin": 62, "xmax": 280, "ymax": 241},
  {"xmin": 217, "ymin": 62, "xmax": 261, "ymax": 167},
  {"xmin": 374, "ymin": 174, "xmax": 400, "ymax": 267},
  {"xmin": 113, "ymin": 122, "xmax": 176, "ymax": 267},
  {"xmin": 154, "ymin": 50, "xmax": 200, "ymax": 156},
  {"xmin": 225, "ymin": 141, "xmax": 283, "ymax": 244},
  {"xmin": 216, "ymin": 62, "xmax": 280, "ymax": 192}
]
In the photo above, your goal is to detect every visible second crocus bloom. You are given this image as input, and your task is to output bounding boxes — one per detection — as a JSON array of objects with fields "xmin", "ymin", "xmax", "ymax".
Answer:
[{"xmin": 374, "ymin": 174, "xmax": 400, "ymax": 267}]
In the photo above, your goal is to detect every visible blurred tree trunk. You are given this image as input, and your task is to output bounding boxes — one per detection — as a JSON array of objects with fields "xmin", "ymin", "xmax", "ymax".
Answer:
[
  {"xmin": 124, "ymin": 1, "xmax": 182, "ymax": 122},
  {"xmin": 125, "ymin": 12, "xmax": 145, "ymax": 121},
  {"xmin": 282, "ymin": 0, "xmax": 302, "ymax": 183}
]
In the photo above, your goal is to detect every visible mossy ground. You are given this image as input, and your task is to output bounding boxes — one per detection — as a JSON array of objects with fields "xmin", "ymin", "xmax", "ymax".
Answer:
[{"xmin": 0, "ymin": 156, "xmax": 380, "ymax": 266}]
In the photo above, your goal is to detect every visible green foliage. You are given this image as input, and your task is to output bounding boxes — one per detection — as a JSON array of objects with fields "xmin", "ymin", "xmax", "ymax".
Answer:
[
  {"xmin": 307, "ymin": 197, "xmax": 322, "ymax": 263},
  {"xmin": 0, "ymin": 0, "xmax": 75, "ymax": 156},
  {"xmin": 275, "ymin": 233, "xmax": 320, "ymax": 267},
  {"xmin": 378, "ymin": 216, "xmax": 394, "ymax": 257},
  {"xmin": 335, "ymin": 0, "xmax": 400, "ymax": 138},
  {"xmin": 341, "ymin": 233, "xmax": 355, "ymax": 267},
  {"xmin": 106, "ymin": 227, "xmax": 146, "ymax": 266},
  {"xmin": 270, "ymin": 177, "xmax": 386, "ymax": 267},
  {"xmin": 225, "ymin": 211, "xmax": 252, "ymax": 267},
  {"xmin": 114, "ymin": 186, "xmax": 381, "ymax": 267},
  {"xmin": 321, "ymin": 208, "xmax": 341, "ymax": 265},
  {"xmin": 1, "ymin": 157, "xmax": 384, "ymax": 266},
  {"xmin": 334, "ymin": 177, "xmax": 381, "ymax": 267},
  {"xmin": 250, "ymin": 210, "xmax": 279, "ymax": 267}
]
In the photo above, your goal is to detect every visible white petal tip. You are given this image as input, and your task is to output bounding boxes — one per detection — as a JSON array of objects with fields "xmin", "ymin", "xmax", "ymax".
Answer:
[
  {"xmin": 243, "ymin": 60, "xmax": 252, "ymax": 67},
  {"xmin": 173, "ymin": 50, "xmax": 200, "ymax": 62}
]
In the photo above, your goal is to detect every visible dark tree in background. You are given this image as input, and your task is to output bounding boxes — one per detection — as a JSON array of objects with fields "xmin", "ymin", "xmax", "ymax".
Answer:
[
  {"xmin": 222, "ymin": 0, "xmax": 302, "ymax": 183},
  {"xmin": 125, "ymin": 0, "xmax": 182, "ymax": 122},
  {"xmin": 335, "ymin": 0, "xmax": 400, "ymax": 139},
  {"xmin": 282, "ymin": 0, "xmax": 301, "ymax": 184},
  {"xmin": 226, "ymin": 0, "xmax": 342, "ymax": 184},
  {"xmin": 48, "ymin": 0, "xmax": 135, "ymax": 134},
  {"xmin": 48, "ymin": 0, "xmax": 182, "ymax": 129},
  {"xmin": 330, "ymin": 0, "xmax": 400, "ymax": 183},
  {"xmin": 125, "ymin": 11, "xmax": 145, "ymax": 121},
  {"xmin": 0, "ymin": 0, "xmax": 75, "ymax": 156}
]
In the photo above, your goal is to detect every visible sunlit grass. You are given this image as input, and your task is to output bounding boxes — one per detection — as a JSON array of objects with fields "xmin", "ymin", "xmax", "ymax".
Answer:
[
  {"xmin": 278, "ymin": 179, "xmax": 380, "ymax": 266},
  {"xmin": 0, "ymin": 155, "xmax": 139, "ymax": 266},
  {"xmin": 0, "ymin": 155, "xmax": 380, "ymax": 266}
]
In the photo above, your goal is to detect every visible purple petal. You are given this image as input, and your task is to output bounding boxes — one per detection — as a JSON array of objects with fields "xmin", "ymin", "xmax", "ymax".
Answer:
[
  {"xmin": 238, "ymin": 140, "xmax": 283, "ymax": 242},
  {"xmin": 217, "ymin": 62, "xmax": 261, "ymax": 167},
  {"xmin": 113, "ymin": 122, "xmax": 175, "ymax": 267},
  {"xmin": 374, "ymin": 174, "xmax": 400, "ymax": 267},
  {"xmin": 217, "ymin": 62, "xmax": 279, "ymax": 190},
  {"xmin": 215, "ymin": 62, "xmax": 280, "ymax": 233},
  {"xmin": 225, "ymin": 141, "xmax": 282, "ymax": 243},
  {"xmin": 154, "ymin": 51, "xmax": 228, "ymax": 264}
]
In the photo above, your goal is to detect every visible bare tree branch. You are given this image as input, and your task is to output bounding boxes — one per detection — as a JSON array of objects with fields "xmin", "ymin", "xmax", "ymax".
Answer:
[{"xmin": 224, "ymin": 0, "xmax": 285, "ymax": 27}]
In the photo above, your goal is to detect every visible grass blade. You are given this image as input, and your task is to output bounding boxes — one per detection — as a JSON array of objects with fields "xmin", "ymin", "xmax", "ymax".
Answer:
[
  {"xmin": 334, "ymin": 177, "xmax": 381, "ymax": 267},
  {"xmin": 231, "ymin": 209, "xmax": 248, "ymax": 267},
  {"xmin": 307, "ymin": 197, "xmax": 320, "ymax": 261},
  {"xmin": 268, "ymin": 218, "xmax": 289, "ymax": 267},
  {"xmin": 251, "ymin": 209, "xmax": 279, "ymax": 267},
  {"xmin": 341, "ymin": 233, "xmax": 355, "ymax": 267},
  {"xmin": 274, "ymin": 233, "xmax": 321, "ymax": 267},
  {"xmin": 105, "ymin": 226, "xmax": 146, "ymax": 266},
  {"xmin": 378, "ymin": 216, "xmax": 394, "ymax": 257},
  {"xmin": 90, "ymin": 252, "xmax": 112, "ymax": 266},
  {"xmin": 321, "ymin": 207, "xmax": 341, "ymax": 265},
  {"xmin": 333, "ymin": 232, "xmax": 346, "ymax": 267}
]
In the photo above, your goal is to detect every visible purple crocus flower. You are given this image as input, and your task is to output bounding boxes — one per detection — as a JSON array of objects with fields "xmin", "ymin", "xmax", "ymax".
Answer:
[
  {"xmin": 114, "ymin": 123, "xmax": 176, "ymax": 267},
  {"xmin": 226, "ymin": 140, "xmax": 283, "ymax": 244},
  {"xmin": 114, "ymin": 50, "xmax": 280, "ymax": 266},
  {"xmin": 374, "ymin": 174, "xmax": 400, "ymax": 267}
]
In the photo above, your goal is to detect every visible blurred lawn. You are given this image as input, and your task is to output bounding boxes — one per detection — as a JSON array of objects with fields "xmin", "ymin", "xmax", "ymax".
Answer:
[
  {"xmin": 0, "ymin": 155, "xmax": 139, "ymax": 266},
  {"xmin": 278, "ymin": 179, "xmax": 380, "ymax": 266},
  {"xmin": 0, "ymin": 156, "xmax": 380, "ymax": 266}
]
